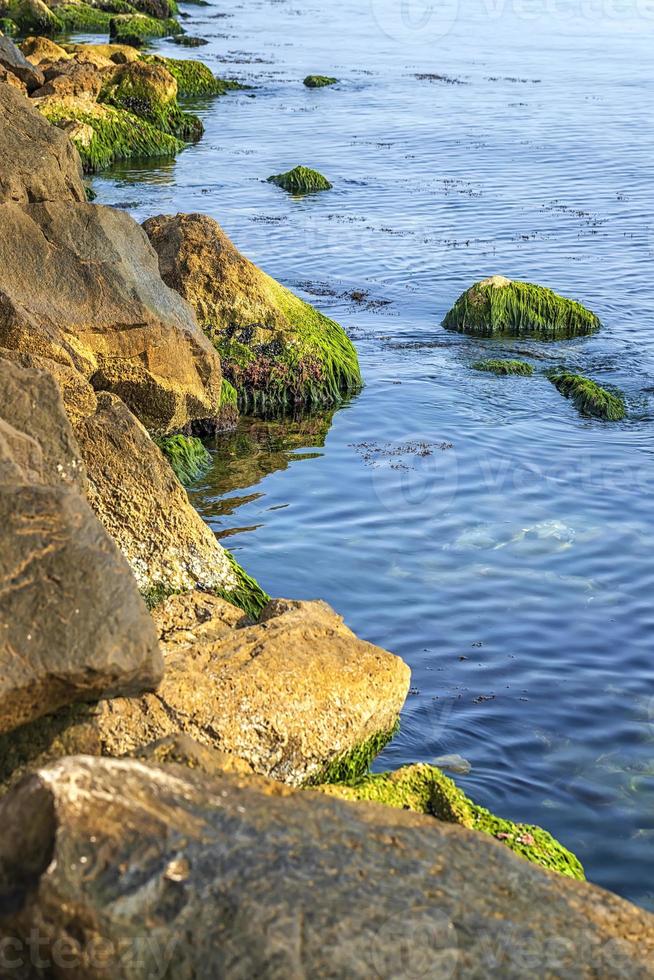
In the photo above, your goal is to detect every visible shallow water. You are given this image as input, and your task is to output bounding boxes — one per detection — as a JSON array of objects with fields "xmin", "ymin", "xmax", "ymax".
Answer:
[{"xmin": 91, "ymin": 0, "xmax": 654, "ymax": 907}]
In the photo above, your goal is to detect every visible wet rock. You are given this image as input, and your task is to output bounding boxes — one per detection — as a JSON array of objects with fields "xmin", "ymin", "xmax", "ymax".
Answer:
[
  {"xmin": 0, "ymin": 83, "xmax": 85, "ymax": 203},
  {"xmin": 303, "ymin": 73, "xmax": 338, "ymax": 87},
  {"xmin": 0, "ymin": 755, "xmax": 652, "ymax": 978},
  {"xmin": 73, "ymin": 392, "xmax": 242, "ymax": 594},
  {"xmin": 443, "ymin": 275, "xmax": 600, "ymax": 339},
  {"xmin": 143, "ymin": 212, "xmax": 361, "ymax": 411},
  {"xmin": 0, "ymin": 594, "xmax": 408, "ymax": 790},
  {"xmin": 0, "ymin": 202, "xmax": 223, "ymax": 433},
  {"xmin": 268, "ymin": 164, "xmax": 332, "ymax": 193}
]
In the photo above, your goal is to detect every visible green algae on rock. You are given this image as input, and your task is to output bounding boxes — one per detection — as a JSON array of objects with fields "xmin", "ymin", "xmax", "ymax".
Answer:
[
  {"xmin": 303, "ymin": 74, "xmax": 338, "ymax": 87},
  {"xmin": 267, "ymin": 165, "xmax": 332, "ymax": 194},
  {"xmin": 156, "ymin": 433, "xmax": 212, "ymax": 485},
  {"xmin": 316, "ymin": 763, "xmax": 585, "ymax": 880},
  {"xmin": 443, "ymin": 276, "xmax": 601, "ymax": 339},
  {"xmin": 306, "ymin": 721, "xmax": 400, "ymax": 786},
  {"xmin": 142, "ymin": 53, "xmax": 242, "ymax": 96},
  {"xmin": 143, "ymin": 212, "xmax": 362, "ymax": 411},
  {"xmin": 0, "ymin": 16, "xmax": 18, "ymax": 33},
  {"xmin": 39, "ymin": 95, "xmax": 184, "ymax": 171},
  {"xmin": 472, "ymin": 358, "xmax": 534, "ymax": 376},
  {"xmin": 0, "ymin": 0, "xmax": 59, "ymax": 34},
  {"xmin": 100, "ymin": 59, "xmax": 203, "ymax": 140},
  {"xmin": 547, "ymin": 369, "xmax": 626, "ymax": 420},
  {"xmin": 53, "ymin": 1, "xmax": 114, "ymax": 32},
  {"xmin": 109, "ymin": 12, "xmax": 182, "ymax": 45}
]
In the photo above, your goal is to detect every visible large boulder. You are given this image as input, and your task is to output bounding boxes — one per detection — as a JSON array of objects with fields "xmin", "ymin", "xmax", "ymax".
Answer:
[
  {"xmin": 0, "ymin": 352, "xmax": 162, "ymax": 738},
  {"xmin": 0, "ymin": 202, "xmax": 223, "ymax": 433},
  {"xmin": 0, "ymin": 593, "xmax": 409, "ymax": 791},
  {"xmin": 0, "ymin": 755, "xmax": 652, "ymax": 978},
  {"xmin": 32, "ymin": 59, "xmax": 103, "ymax": 99},
  {"xmin": 143, "ymin": 212, "xmax": 362, "ymax": 411},
  {"xmin": 0, "ymin": 83, "xmax": 85, "ymax": 204},
  {"xmin": 20, "ymin": 34, "xmax": 71, "ymax": 65}
]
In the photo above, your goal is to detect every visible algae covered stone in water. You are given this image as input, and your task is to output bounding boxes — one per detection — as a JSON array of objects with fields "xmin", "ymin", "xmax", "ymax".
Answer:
[
  {"xmin": 547, "ymin": 369, "xmax": 626, "ymax": 421},
  {"xmin": 267, "ymin": 165, "xmax": 332, "ymax": 193},
  {"xmin": 444, "ymin": 276, "xmax": 600, "ymax": 339}
]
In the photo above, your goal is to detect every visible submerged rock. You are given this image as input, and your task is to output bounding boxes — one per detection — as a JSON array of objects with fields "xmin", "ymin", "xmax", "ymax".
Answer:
[
  {"xmin": 547, "ymin": 369, "xmax": 626, "ymax": 420},
  {"xmin": 472, "ymin": 358, "xmax": 534, "ymax": 376},
  {"xmin": 267, "ymin": 164, "xmax": 332, "ymax": 193},
  {"xmin": 109, "ymin": 12, "xmax": 182, "ymax": 45},
  {"xmin": 100, "ymin": 58, "xmax": 203, "ymax": 140},
  {"xmin": 303, "ymin": 73, "xmax": 338, "ymax": 87},
  {"xmin": 143, "ymin": 212, "xmax": 362, "ymax": 411},
  {"xmin": 0, "ymin": 84, "xmax": 85, "ymax": 204},
  {"xmin": 155, "ymin": 432, "xmax": 212, "ymax": 485},
  {"xmin": 444, "ymin": 276, "xmax": 600, "ymax": 339},
  {"xmin": 317, "ymin": 763, "xmax": 584, "ymax": 879},
  {"xmin": 0, "ymin": 594, "xmax": 408, "ymax": 790},
  {"xmin": 0, "ymin": 202, "xmax": 223, "ymax": 433},
  {"xmin": 169, "ymin": 33, "xmax": 207, "ymax": 46},
  {"xmin": 0, "ymin": 756, "xmax": 652, "ymax": 978}
]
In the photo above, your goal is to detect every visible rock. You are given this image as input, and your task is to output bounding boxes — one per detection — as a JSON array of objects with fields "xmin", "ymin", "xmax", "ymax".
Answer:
[
  {"xmin": 169, "ymin": 33, "xmax": 208, "ymax": 46},
  {"xmin": 268, "ymin": 163, "xmax": 332, "ymax": 192},
  {"xmin": 62, "ymin": 41, "xmax": 141, "ymax": 65},
  {"xmin": 39, "ymin": 93, "xmax": 185, "ymax": 170},
  {"xmin": 0, "ymin": 354, "xmax": 162, "ymax": 738},
  {"xmin": 109, "ymin": 12, "xmax": 182, "ymax": 47},
  {"xmin": 100, "ymin": 59, "xmax": 203, "ymax": 140},
  {"xmin": 32, "ymin": 60, "xmax": 103, "ymax": 99},
  {"xmin": 0, "ymin": 0, "xmax": 59, "ymax": 36},
  {"xmin": 142, "ymin": 53, "xmax": 240, "ymax": 95},
  {"xmin": 50, "ymin": 0, "xmax": 111, "ymax": 32},
  {"xmin": 20, "ymin": 34, "xmax": 70, "ymax": 65},
  {"xmin": 130, "ymin": 0, "xmax": 174, "ymax": 18},
  {"xmin": 0, "ymin": 84, "xmax": 85, "ymax": 204},
  {"xmin": 0, "ymin": 595, "xmax": 408, "ymax": 790},
  {"xmin": 143, "ymin": 212, "xmax": 362, "ymax": 411},
  {"xmin": 317, "ymin": 763, "xmax": 585, "ymax": 880},
  {"xmin": 0, "ymin": 32, "xmax": 44, "ymax": 90},
  {"xmin": 0, "ymin": 63, "xmax": 26, "ymax": 92},
  {"xmin": 0, "ymin": 202, "xmax": 223, "ymax": 433},
  {"xmin": 73, "ymin": 392, "xmax": 243, "ymax": 594},
  {"xmin": 547, "ymin": 369, "xmax": 626, "ymax": 421},
  {"xmin": 304, "ymin": 73, "xmax": 338, "ymax": 87},
  {"xmin": 133, "ymin": 733, "xmax": 254, "ymax": 776},
  {"xmin": 443, "ymin": 276, "xmax": 601, "ymax": 339},
  {"xmin": 472, "ymin": 358, "xmax": 534, "ymax": 375},
  {"xmin": 0, "ymin": 756, "xmax": 653, "ymax": 978}
]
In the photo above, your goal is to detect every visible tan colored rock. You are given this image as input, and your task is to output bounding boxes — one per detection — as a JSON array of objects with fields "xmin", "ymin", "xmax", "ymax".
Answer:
[
  {"xmin": 0, "ymin": 65, "xmax": 27, "ymax": 93},
  {"xmin": 63, "ymin": 41, "xmax": 141, "ymax": 64},
  {"xmin": 20, "ymin": 35, "xmax": 71, "ymax": 65},
  {"xmin": 1, "ymin": 755, "xmax": 653, "ymax": 978},
  {"xmin": 0, "ymin": 594, "xmax": 409, "ymax": 789},
  {"xmin": 0, "ymin": 202, "xmax": 223, "ymax": 432},
  {"xmin": 32, "ymin": 60, "xmax": 102, "ymax": 99},
  {"xmin": 74, "ymin": 392, "xmax": 239, "ymax": 593},
  {"xmin": 0, "ymin": 82, "xmax": 84, "ymax": 204}
]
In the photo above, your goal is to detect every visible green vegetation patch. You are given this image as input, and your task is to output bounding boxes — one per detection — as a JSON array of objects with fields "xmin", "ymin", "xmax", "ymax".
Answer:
[
  {"xmin": 0, "ymin": 0, "xmax": 60, "ymax": 33},
  {"xmin": 306, "ymin": 723, "xmax": 400, "ymax": 787},
  {"xmin": 443, "ymin": 276, "xmax": 601, "ymax": 339},
  {"xmin": 109, "ymin": 12, "xmax": 182, "ymax": 45},
  {"xmin": 55, "ymin": 2, "xmax": 114, "ymax": 31},
  {"xmin": 316, "ymin": 763, "xmax": 585, "ymax": 880},
  {"xmin": 472, "ymin": 358, "xmax": 534, "ymax": 376},
  {"xmin": 0, "ymin": 16, "xmax": 18, "ymax": 33},
  {"xmin": 40, "ymin": 97, "xmax": 184, "ymax": 172},
  {"xmin": 547, "ymin": 369, "xmax": 626, "ymax": 420},
  {"xmin": 155, "ymin": 433, "xmax": 212, "ymax": 485},
  {"xmin": 142, "ymin": 53, "xmax": 242, "ymax": 96},
  {"xmin": 215, "ymin": 550, "xmax": 270, "ymax": 621},
  {"xmin": 100, "ymin": 61, "xmax": 202, "ymax": 140},
  {"xmin": 267, "ymin": 165, "xmax": 332, "ymax": 194},
  {"xmin": 303, "ymin": 74, "xmax": 338, "ymax": 88}
]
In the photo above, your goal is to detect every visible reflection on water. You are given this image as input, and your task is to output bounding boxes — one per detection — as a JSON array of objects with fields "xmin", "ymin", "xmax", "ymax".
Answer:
[{"xmin": 92, "ymin": 0, "xmax": 654, "ymax": 909}]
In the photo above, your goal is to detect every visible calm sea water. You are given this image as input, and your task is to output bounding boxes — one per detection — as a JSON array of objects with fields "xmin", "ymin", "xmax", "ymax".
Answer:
[{"xmin": 91, "ymin": 0, "xmax": 654, "ymax": 908}]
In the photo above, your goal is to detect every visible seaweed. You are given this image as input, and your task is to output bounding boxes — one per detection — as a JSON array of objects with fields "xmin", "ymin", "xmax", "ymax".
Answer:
[
  {"xmin": 547, "ymin": 369, "xmax": 626, "ymax": 420},
  {"xmin": 303, "ymin": 74, "xmax": 338, "ymax": 88},
  {"xmin": 267, "ymin": 165, "xmax": 332, "ymax": 194},
  {"xmin": 155, "ymin": 433, "xmax": 212, "ymax": 485},
  {"xmin": 472, "ymin": 358, "xmax": 534, "ymax": 376},
  {"xmin": 141, "ymin": 53, "xmax": 242, "ymax": 96}
]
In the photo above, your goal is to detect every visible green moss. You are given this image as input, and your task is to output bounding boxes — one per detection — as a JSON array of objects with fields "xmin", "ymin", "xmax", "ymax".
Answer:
[
  {"xmin": 307, "ymin": 723, "xmax": 400, "ymax": 786},
  {"xmin": 267, "ymin": 165, "xmax": 332, "ymax": 194},
  {"xmin": 141, "ymin": 54, "xmax": 243, "ymax": 96},
  {"xmin": 317, "ymin": 764, "xmax": 585, "ymax": 880},
  {"xmin": 547, "ymin": 369, "xmax": 626, "ymax": 421},
  {"xmin": 215, "ymin": 550, "xmax": 269, "ymax": 621},
  {"xmin": 303, "ymin": 74, "xmax": 338, "ymax": 88},
  {"xmin": 141, "ymin": 582, "xmax": 181, "ymax": 610},
  {"xmin": 169, "ymin": 33, "xmax": 207, "ymax": 46},
  {"xmin": 109, "ymin": 12, "xmax": 182, "ymax": 45},
  {"xmin": 221, "ymin": 377, "xmax": 238, "ymax": 407},
  {"xmin": 55, "ymin": 2, "xmax": 114, "ymax": 31},
  {"xmin": 100, "ymin": 67, "xmax": 202, "ymax": 141},
  {"xmin": 155, "ymin": 433, "xmax": 212, "ymax": 485},
  {"xmin": 472, "ymin": 358, "xmax": 534, "ymax": 376},
  {"xmin": 443, "ymin": 276, "xmax": 601, "ymax": 339},
  {"xmin": 39, "ymin": 98, "xmax": 184, "ymax": 172},
  {"xmin": 0, "ymin": 16, "xmax": 18, "ymax": 33},
  {"xmin": 1, "ymin": 0, "xmax": 61, "ymax": 32}
]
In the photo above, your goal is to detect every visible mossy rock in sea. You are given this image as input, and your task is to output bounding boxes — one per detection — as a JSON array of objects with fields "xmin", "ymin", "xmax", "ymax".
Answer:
[
  {"xmin": 316, "ymin": 763, "xmax": 585, "ymax": 880},
  {"xmin": 169, "ymin": 33, "xmax": 207, "ymax": 46},
  {"xmin": 142, "ymin": 53, "xmax": 242, "ymax": 96},
  {"xmin": 0, "ymin": 0, "xmax": 61, "ymax": 33},
  {"xmin": 155, "ymin": 433, "xmax": 212, "ymax": 485},
  {"xmin": 303, "ymin": 74, "xmax": 338, "ymax": 88},
  {"xmin": 547, "ymin": 369, "xmax": 626, "ymax": 421},
  {"xmin": 472, "ymin": 358, "xmax": 534, "ymax": 376},
  {"xmin": 267, "ymin": 165, "xmax": 332, "ymax": 194},
  {"xmin": 143, "ymin": 212, "xmax": 362, "ymax": 412},
  {"xmin": 443, "ymin": 276, "xmax": 600, "ymax": 339},
  {"xmin": 39, "ymin": 95, "xmax": 184, "ymax": 172},
  {"xmin": 100, "ymin": 59, "xmax": 202, "ymax": 140},
  {"xmin": 109, "ymin": 12, "xmax": 182, "ymax": 45},
  {"xmin": 54, "ymin": 1, "xmax": 115, "ymax": 32}
]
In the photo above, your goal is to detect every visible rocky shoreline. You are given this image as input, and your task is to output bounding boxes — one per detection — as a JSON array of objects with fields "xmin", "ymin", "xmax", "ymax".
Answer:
[{"xmin": 0, "ymin": 12, "xmax": 653, "ymax": 977}]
